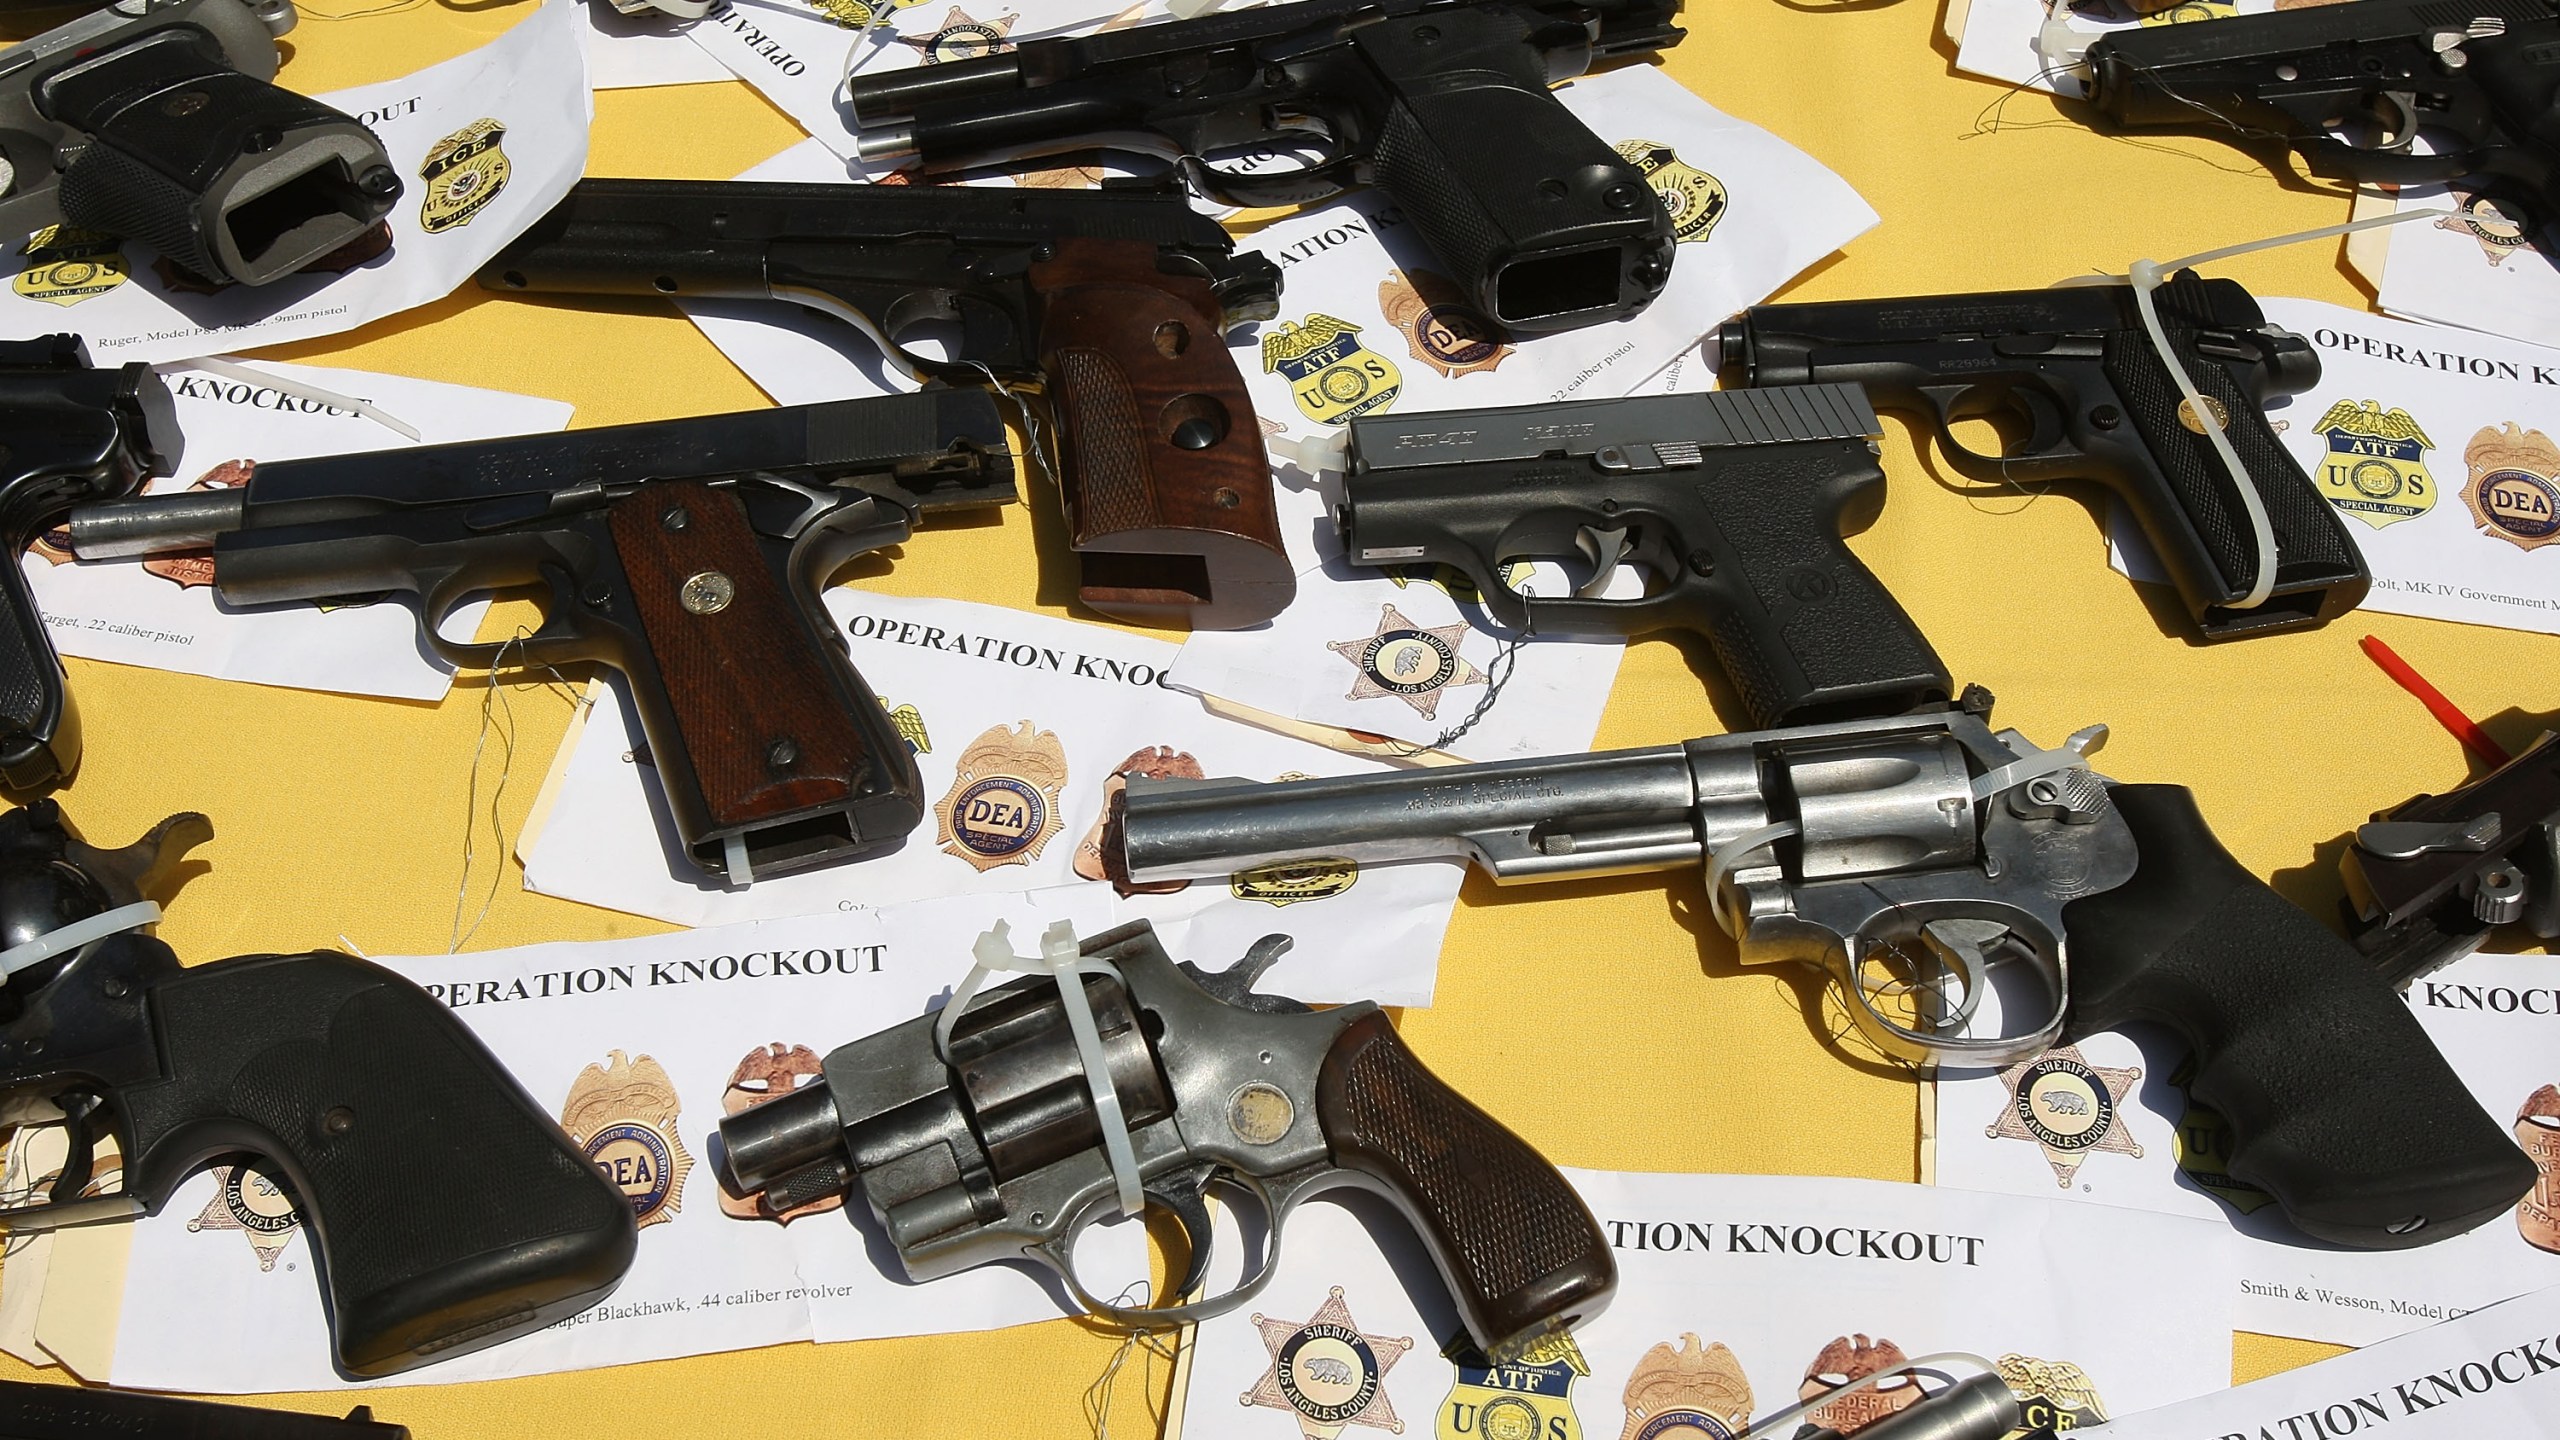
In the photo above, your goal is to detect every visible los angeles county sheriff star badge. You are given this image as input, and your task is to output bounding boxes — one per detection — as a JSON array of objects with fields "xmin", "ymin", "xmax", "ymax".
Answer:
[
  {"xmin": 897, "ymin": 7, "xmax": 1017, "ymax": 63},
  {"xmin": 2310, "ymin": 399, "xmax": 2436, "ymax": 529},
  {"xmin": 1243, "ymin": 1287, "xmax": 1414, "ymax": 1439},
  {"xmin": 1986, "ymin": 1045, "xmax": 2144, "ymax": 1186},
  {"xmin": 560, "ymin": 1050, "xmax": 693, "ymax": 1230},
  {"xmin": 189, "ymin": 1161, "xmax": 302, "ymax": 1270},
  {"xmin": 1327, "ymin": 604, "xmax": 1488, "ymax": 720},
  {"xmin": 1438, "ymin": 1330, "xmax": 1589, "ymax": 1440},
  {"xmin": 1997, "ymin": 1353, "xmax": 2110, "ymax": 1433},
  {"xmin": 2462, "ymin": 423, "xmax": 2560, "ymax": 552},
  {"xmin": 1617, "ymin": 1333, "xmax": 1752, "ymax": 1440},
  {"xmin": 2438, "ymin": 191, "xmax": 2534, "ymax": 267}
]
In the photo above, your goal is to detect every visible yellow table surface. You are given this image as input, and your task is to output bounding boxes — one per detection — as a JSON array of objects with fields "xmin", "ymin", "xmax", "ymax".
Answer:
[{"xmin": 3, "ymin": 0, "xmax": 2543, "ymax": 1432}]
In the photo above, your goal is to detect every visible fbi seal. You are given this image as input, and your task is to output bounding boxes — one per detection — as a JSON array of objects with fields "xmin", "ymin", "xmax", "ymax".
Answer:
[
  {"xmin": 419, "ymin": 119, "xmax": 510, "ymax": 235},
  {"xmin": 2311, "ymin": 400, "xmax": 2436, "ymax": 528},
  {"xmin": 1985, "ymin": 1045, "xmax": 2144, "ymax": 1186},
  {"xmin": 1618, "ymin": 1333, "xmax": 1752, "ymax": 1440},
  {"xmin": 1327, "ymin": 604, "xmax": 1488, "ymax": 721},
  {"xmin": 1440, "ymin": 1330, "xmax": 1587, "ymax": 1440},
  {"xmin": 1378, "ymin": 269, "xmax": 1511, "ymax": 380},
  {"xmin": 934, "ymin": 721, "xmax": 1069, "ymax": 871},
  {"xmin": 1243, "ymin": 1287, "xmax": 1413, "ymax": 1438},
  {"xmin": 1232, "ymin": 856, "xmax": 1359, "ymax": 906},
  {"xmin": 1074, "ymin": 745, "xmax": 1204, "ymax": 896},
  {"xmin": 13, "ymin": 225, "xmax": 128, "ymax": 307},
  {"xmin": 1264, "ymin": 314, "xmax": 1403, "ymax": 426},
  {"xmin": 2167, "ymin": 1052, "xmax": 2274, "ymax": 1216},
  {"xmin": 2439, "ymin": 192, "xmax": 2533, "ymax": 267},
  {"xmin": 1798, "ymin": 1335, "xmax": 1920, "ymax": 1435},
  {"xmin": 560, "ymin": 1050, "xmax": 693, "ymax": 1230},
  {"xmin": 1613, "ymin": 140, "xmax": 1726, "ymax": 245},
  {"xmin": 2463, "ymin": 424, "xmax": 2560, "ymax": 550},
  {"xmin": 899, "ymin": 6, "xmax": 1017, "ymax": 62},
  {"xmin": 719, "ymin": 1043, "xmax": 843, "ymax": 1223},
  {"xmin": 1996, "ymin": 1354, "xmax": 2108, "ymax": 1434},
  {"xmin": 2517, "ymin": 1084, "xmax": 2560, "ymax": 1254},
  {"xmin": 189, "ymin": 1161, "xmax": 303, "ymax": 1270}
]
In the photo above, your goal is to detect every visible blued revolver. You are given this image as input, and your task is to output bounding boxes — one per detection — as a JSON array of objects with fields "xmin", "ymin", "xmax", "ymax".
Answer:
[
  {"xmin": 480, "ymin": 179, "xmax": 1294, "ymax": 629},
  {"xmin": 1334, "ymin": 383, "xmax": 1952, "ymax": 728},
  {"xmin": 1716, "ymin": 270, "xmax": 2370, "ymax": 640},
  {"xmin": 66, "ymin": 390, "xmax": 1015, "ymax": 882},
  {"xmin": 711, "ymin": 919, "xmax": 1614, "ymax": 1362},
  {"xmin": 1103, "ymin": 702, "xmax": 2538, "ymax": 1249},
  {"xmin": 0, "ymin": 802, "xmax": 636, "ymax": 1377}
]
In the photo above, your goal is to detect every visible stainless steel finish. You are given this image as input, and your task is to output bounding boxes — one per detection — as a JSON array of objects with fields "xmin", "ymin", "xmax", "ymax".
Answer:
[
  {"xmin": 1843, "ymin": 1374, "xmax": 2022, "ymax": 1440},
  {"xmin": 2473, "ymin": 863, "xmax": 2527, "ymax": 925},
  {"xmin": 854, "ymin": 124, "xmax": 921, "ymax": 165},
  {"xmin": 66, "ymin": 490, "xmax": 250, "ymax": 558},
  {"xmin": 1784, "ymin": 734, "xmax": 1974, "ymax": 879},
  {"xmin": 1346, "ymin": 383, "xmax": 1882, "ymax": 473}
]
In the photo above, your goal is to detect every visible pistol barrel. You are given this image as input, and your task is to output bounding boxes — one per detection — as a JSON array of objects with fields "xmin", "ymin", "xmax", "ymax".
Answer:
[{"xmin": 65, "ymin": 489, "xmax": 247, "ymax": 559}]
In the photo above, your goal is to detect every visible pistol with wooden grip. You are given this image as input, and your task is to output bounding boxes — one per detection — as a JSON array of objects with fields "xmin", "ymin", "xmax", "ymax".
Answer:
[
  {"xmin": 1104, "ymin": 703, "xmax": 2538, "ymax": 1249},
  {"xmin": 62, "ymin": 390, "xmax": 1016, "ymax": 883},
  {"xmin": 478, "ymin": 178, "xmax": 1295, "ymax": 630},
  {"xmin": 710, "ymin": 918, "xmax": 1614, "ymax": 1363},
  {"xmin": 0, "ymin": 802, "xmax": 637, "ymax": 1379}
]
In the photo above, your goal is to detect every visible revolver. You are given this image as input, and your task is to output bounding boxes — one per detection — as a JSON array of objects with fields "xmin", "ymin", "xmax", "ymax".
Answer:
[
  {"xmin": 2342, "ymin": 726, "xmax": 2560, "ymax": 987},
  {"xmin": 65, "ymin": 390, "xmax": 1016, "ymax": 883},
  {"xmin": 0, "ymin": 801, "xmax": 637, "ymax": 1377},
  {"xmin": 711, "ymin": 919, "xmax": 1615, "ymax": 1362},
  {"xmin": 1, "ymin": 0, "xmax": 400, "ymax": 287},
  {"xmin": 842, "ymin": 0, "xmax": 1685, "ymax": 335},
  {"xmin": 1103, "ymin": 700, "xmax": 2538, "ymax": 1249},
  {"xmin": 1334, "ymin": 383, "xmax": 1952, "ymax": 728},
  {"xmin": 480, "ymin": 179, "xmax": 1295, "ymax": 630},
  {"xmin": 1715, "ymin": 270, "xmax": 2370, "ymax": 640},
  {"xmin": 2079, "ymin": 0, "xmax": 2560, "ymax": 251},
  {"xmin": 0, "ymin": 335, "xmax": 176, "ymax": 793}
]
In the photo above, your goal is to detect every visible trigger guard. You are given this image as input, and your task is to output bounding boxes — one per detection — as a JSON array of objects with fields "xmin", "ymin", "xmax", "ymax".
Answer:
[
  {"xmin": 1040, "ymin": 1169, "xmax": 1287, "ymax": 1329},
  {"xmin": 423, "ymin": 565, "xmax": 590, "ymax": 669},
  {"xmin": 1176, "ymin": 152, "xmax": 1363, "ymax": 210},
  {"xmin": 1835, "ymin": 929, "xmax": 2066, "ymax": 1067}
]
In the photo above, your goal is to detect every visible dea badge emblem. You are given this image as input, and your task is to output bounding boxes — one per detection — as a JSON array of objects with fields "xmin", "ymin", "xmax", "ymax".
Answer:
[
  {"xmin": 1996, "ymin": 1354, "xmax": 2109, "ymax": 1434},
  {"xmin": 189, "ymin": 1161, "xmax": 303, "ymax": 1270},
  {"xmin": 13, "ymin": 225, "xmax": 128, "ymax": 307},
  {"xmin": 1613, "ymin": 140, "xmax": 1726, "ymax": 245},
  {"xmin": 1618, "ymin": 1333, "xmax": 1752, "ymax": 1440},
  {"xmin": 1263, "ymin": 314, "xmax": 1403, "ymax": 426},
  {"xmin": 1326, "ymin": 604, "xmax": 1488, "ymax": 720},
  {"xmin": 1243, "ymin": 1287, "xmax": 1413, "ymax": 1438},
  {"xmin": 2310, "ymin": 400, "xmax": 2436, "ymax": 529},
  {"xmin": 2463, "ymin": 423, "xmax": 2560, "ymax": 551},
  {"xmin": 934, "ymin": 721, "xmax": 1069, "ymax": 871},
  {"xmin": 560, "ymin": 1050, "xmax": 693, "ymax": 1230},
  {"xmin": 1378, "ymin": 269, "xmax": 1511, "ymax": 380},
  {"xmin": 1440, "ymin": 1330, "xmax": 1588, "ymax": 1440},
  {"xmin": 1985, "ymin": 1045, "xmax": 2144, "ymax": 1186},
  {"xmin": 419, "ymin": 119, "xmax": 510, "ymax": 234}
]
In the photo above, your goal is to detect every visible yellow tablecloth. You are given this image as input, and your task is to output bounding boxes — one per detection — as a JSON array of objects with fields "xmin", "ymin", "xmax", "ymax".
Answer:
[{"xmin": 3, "ymin": 0, "xmax": 2541, "ymax": 1431}]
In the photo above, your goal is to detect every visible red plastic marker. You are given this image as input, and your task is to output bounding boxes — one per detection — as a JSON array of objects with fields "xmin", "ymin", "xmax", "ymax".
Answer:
[{"xmin": 2359, "ymin": 634, "xmax": 2512, "ymax": 769}]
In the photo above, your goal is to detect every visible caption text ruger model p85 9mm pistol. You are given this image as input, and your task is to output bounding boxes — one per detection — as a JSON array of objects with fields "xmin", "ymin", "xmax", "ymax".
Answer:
[
  {"xmin": 481, "ymin": 179, "xmax": 1295, "ymax": 630},
  {"xmin": 1103, "ymin": 701, "xmax": 2538, "ymax": 1250},
  {"xmin": 842, "ymin": 0, "xmax": 1686, "ymax": 335},
  {"xmin": 712, "ymin": 918, "xmax": 1615, "ymax": 1364},
  {"xmin": 0, "ymin": 803, "xmax": 637, "ymax": 1378},
  {"xmin": 65, "ymin": 390, "xmax": 1017, "ymax": 883},
  {"xmin": 1334, "ymin": 383, "xmax": 1953, "ymax": 728},
  {"xmin": 1, "ymin": 0, "xmax": 400, "ymax": 287},
  {"xmin": 1717, "ymin": 270, "xmax": 2370, "ymax": 640}
]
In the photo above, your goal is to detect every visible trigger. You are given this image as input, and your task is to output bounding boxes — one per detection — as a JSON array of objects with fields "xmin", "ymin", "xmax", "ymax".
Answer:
[
  {"xmin": 1573, "ymin": 527, "xmax": 1629, "ymax": 599},
  {"xmin": 1913, "ymin": 919, "xmax": 2009, "ymax": 1034},
  {"xmin": 48, "ymin": 1093, "xmax": 102, "ymax": 1204},
  {"xmin": 1145, "ymin": 1167, "xmax": 1218, "ymax": 1305}
]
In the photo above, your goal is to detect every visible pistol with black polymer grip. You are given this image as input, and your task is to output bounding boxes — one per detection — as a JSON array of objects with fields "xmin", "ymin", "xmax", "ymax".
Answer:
[
  {"xmin": 711, "ymin": 918, "xmax": 1615, "ymax": 1363},
  {"xmin": 2080, "ymin": 0, "xmax": 2560, "ymax": 251},
  {"xmin": 1101, "ymin": 702, "xmax": 2541, "ymax": 1249},
  {"xmin": 63, "ymin": 390, "xmax": 1016, "ymax": 883},
  {"xmin": 0, "ymin": 336, "xmax": 176, "ymax": 794},
  {"xmin": 2342, "ymin": 726, "xmax": 2560, "ymax": 987},
  {"xmin": 479, "ymin": 178, "xmax": 1296, "ymax": 630},
  {"xmin": 0, "ymin": 802, "xmax": 637, "ymax": 1378},
  {"xmin": 1335, "ymin": 383, "xmax": 1953, "ymax": 729},
  {"xmin": 1714, "ymin": 270, "xmax": 2372, "ymax": 640},
  {"xmin": 842, "ymin": 0, "xmax": 1686, "ymax": 335},
  {"xmin": 0, "ymin": 0, "xmax": 400, "ymax": 287}
]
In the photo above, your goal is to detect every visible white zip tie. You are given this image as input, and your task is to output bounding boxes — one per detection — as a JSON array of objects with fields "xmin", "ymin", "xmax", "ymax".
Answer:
[
  {"xmin": 0, "ymin": 903, "xmax": 160, "ymax": 979},
  {"xmin": 1266, "ymin": 430, "xmax": 1348, "ymax": 475},
  {"xmin": 185, "ymin": 357, "xmax": 423, "ymax": 442},
  {"xmin": 1968, "ymin": 723, "xmax": 2106, "ymax": 803},
  {"xmin": 1703, "ymin": 821, "xmax": 1799, "ymax": 939},
  {"xmin": 937, "ymin": 920, "xmax": 1145, "ymax": 1219}
]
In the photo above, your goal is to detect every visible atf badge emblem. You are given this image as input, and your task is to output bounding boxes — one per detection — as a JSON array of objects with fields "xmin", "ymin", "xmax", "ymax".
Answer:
[
  {"xmin": 419, "ymin": 119, "xmax": 510, "ymax": 234},
  {"xmin": 1243, "ymin": 1287, "xmax": 1413, "ymax": 1439},
  {"xmin": 2462, "ymin": 423, "xmax": 2560, "ymax": 551},
  {"xmin": 1996, "ymin": 1354, "xmax": 2108, "ymax": 1434},
  {"xmin": 1233, "ymin": 857, "xmax": 1359, "ymax": 907},
  {"xmin": 1985, "ymin": 1045, "xmax": 2144, "ymax": 1186},
  {"xmin": 899, "ymin": 7, "xmax": 1018, "ymax": 63},
  {"xmin": 2517, "ymin": 1084, "xmax": 2560, "ymax": 1254},
  {"xmin": 935, "ymin": 721, "xmax": 1069, "ymax": 871},
  {"xmin": 1264, "ymin": 314, "xmax": 1403, "ymax": 425},
  {"xmin": 1613, "ymin": 140, "xmax": 1726, "ymax": 245},
  {"xmin": 2167, "ymin": 1052, "xmax": 2273, "ymax": 1216},
  {"xmin": 1798, "ymin": 1334, "xmax": 1920, "ymax": 1434},
  {"xmin": 13, "ymin": 225, "xmax": 128, "ymax": 307},
  {"xmin": 719, "ymin": 1043, "xmax": 842, "ymax": 1223},
  {"xmin": 189, "ymin": 1161, "xmax": 303, "ymax": 1270},
  {"xmin": 2439, "ymin": 192, "xmax": 2533, "ymax": 267},
  {"xmin": 1327, "ymin": 604, "xmax": 1488, "ymax": 720},
  {"xmin": 1440, "ymin": 1329, "xmax": 1587, "ymax": 1440},
  {"xmin": 561, "ymin": 1049, "xmax": 693, "ymax": 1230},
  {"xmin": 1378, "ymin": 269, "xmax": 1512, "ymax": 380},
  {"xmin": 2310, "ymin": 400, "xmax": 2436, "ymax": 529},
  {"xmin": 1618, "ymin": 1333, "xmax": 1752, "ymax": 1440},
  {"xmin": 1074, "ymin": 745, "xmax": 1203, "ymax": 896}
]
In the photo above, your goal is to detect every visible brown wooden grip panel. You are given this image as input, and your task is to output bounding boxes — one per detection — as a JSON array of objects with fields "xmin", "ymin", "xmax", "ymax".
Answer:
[
  {"xmin": 605, "ymin": 481, "xmax": 869, "ymax": 832},
  {"xmin": 1316, "ymin": 1010, "xmax": 1616, "ymax": 1360},
  {"xmin": 1030, "ymin": 236, "xmax": 1295, "ymax": 630}
]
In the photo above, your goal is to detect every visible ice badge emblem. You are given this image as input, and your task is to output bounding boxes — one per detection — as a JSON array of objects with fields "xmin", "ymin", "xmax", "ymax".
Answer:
[
  {"xmin": 561, "ymin": 1050, "xmax": 693, "ymax": 1230},
  {"xmin": 1379, "ymin": 269, "xmax": 1511, "ymax": 380},
  {"xmin": 2167, "ymin": 1052, "xmax": 2273, "ymax": 1216},
  {"xmin": 1264, "ymin": 314, "xmax": 1403, "ymax": 425},
  {"xmin": 2439, "ymin": 192, "xmax": 2533, "ymax": 266},
  {"xmin": 1327, "ymin": 604, "xmax": 1487, "ymax": 720},
  {"xmin": 1613, "ymin": 140, "xmax": 1726, "ymax": 245},
  {"xmin": 419, "ymin": 119, "xmax": 510, "ymax": 234},
  {"xmin": 2463, "ymin": 423, "xmax": 2560, "ymax": 551},
  {"xmin": 1798, "ymin": 1334, "xmax": 1920, "ymax": 1435},
  {"xmin": 934, "ymin": 721, "xmax": 1069, "ymax": 871},
  {"xmin": 2311, "ymin": 400, "xmax": 2436, "ymax": 529},
  {"xmin": 189, "ymin": 1161, "xmax": 303, "ymax": 1270},
  {"xmin": 1440, "ymin": 1330, "xmax": 1587, "ymax": 1440},
  {"xmin": 719, "ymin": 1043, "xmax": 842, "ymax": 1223},
  {"xmin": 1985, "ymin": 1045, "xmax": 2144, "ymax": 1185},
  {"xmin": 1618, "ymin": 1333, "xmax": 1752, "ymax": 1440},
  {"xmin": 1243, "ymin": 1287, "xmax": 1413, "ymax": 1438},
  {"xmin": 899, "ymin": 7, "xmax": 1018, "ymax": 63},
  {"xmin": 13, "ymin": 225, "xmax": 128, "ymax": 307},
  {"xmin": 2517, "ymin": 1084, "xmax": 2560, "ymax": 1255},
  {"xmin": 1996, "ymin": 1354, "xmax": 2108, "ymax": 1434}
]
